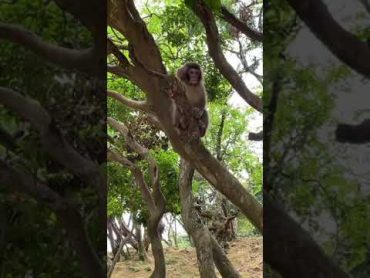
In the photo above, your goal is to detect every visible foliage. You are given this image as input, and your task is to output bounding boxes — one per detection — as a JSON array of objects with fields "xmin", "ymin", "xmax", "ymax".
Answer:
[
  {"xmin": 176, "ymin": 235, "xmax": 193, "ymax": 248},
  {"xmin": 0, "ymin": 0, "xmax": 105, "ymax": 275},
  {"xmin": 237, "ymin": 216, "xmax": 259, "ymax": 236},
  {"xmin": 184, "ymin": 0, "xmax": 221, "ymax": 12},
  {"xmin": 107, "ymin": 0, "xmax": 262, "ymax": 244},
  {"xmin": 265, "ymin": 0, "xmax": 370, "ymax": 273}
]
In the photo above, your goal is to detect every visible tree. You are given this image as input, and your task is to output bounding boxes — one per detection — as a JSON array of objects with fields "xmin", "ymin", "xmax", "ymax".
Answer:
[
  {"xmin": 264, "ymin": 0, "xmax": 370, "ymax": 276},
  {"xmin": 107, "ymin": 0, "xmax": 263, "ymax": 276},
  {"xmin": 107, "ymin": 0, "xmax": 262, "ymax": 232},
  {"xmin": 0, "ymin": 1, "xmax": 105, "ymax": 276}
]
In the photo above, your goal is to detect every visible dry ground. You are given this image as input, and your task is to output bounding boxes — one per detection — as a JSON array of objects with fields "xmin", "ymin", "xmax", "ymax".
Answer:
[{"xmin": 111, "ymin": 237, "xmax": 262, "ymax": 278}]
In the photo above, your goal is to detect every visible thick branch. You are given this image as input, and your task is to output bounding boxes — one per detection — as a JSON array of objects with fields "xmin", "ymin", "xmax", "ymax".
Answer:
[
  {"xmin": 0, "ymin": 87, "xmax": 106, "ymax": 215},
  {"xmin": 107, "ymin": 238, "xmax": 125, "ymax": 278},
  {"xmin": 107, "ymin": 0, "xmax": 166, "ymax": 73},
  {"xmin": 264, "ymin": 195, "xmax": 349, "ymax": 277},
  {"xmin": 336, "ymin": 119, "xmax": 370, "ymax": 144},
  {"xmin": 53, "ymin": 0, "xmax": 104, "ymax": 36},
  {"xmin": 191, "ymin": 1, "xmax": 262, "ymax": 112},
  {"xmin": 179, "ymin": 159, "xmax": 240, "ymax": 277},
  {"xmin": 107, "ymin": 38, "xmax": 131, "ymax": 67},
  {"xmin": 108, "ymin": 90, "xmax": 150, "ymax": 113},
  {"xmin": 180, "ymin": 141, "xmax": 263, "ymax": 232},
  {"xmin": 0, "ymin": 23, "xmax": 101, "ymax": 76},
  {"xmin": 0, "ymin": 160, "xmax": 104, "ymax": 278},
  {"xmin": 359, "ymin": 0, "xmax": 370, "ymax": 14},
  {"xmin": 108, "ymin": 118, "xmax": 162, "ymax": 204},
  {"xmin": 220, "ymin": 6, "xmax": 263, "ymax": 42},
  {"xmin": 179, "ymin": 159, "xmax": 217, "ymax": 278},
  {"xmin": 248, "ymin": 130, "xmax": 263, "ymax": 141},
  {"xmin": 287, "ymin": 0, "xmax": 370, "ymax": 78},
  {"xmin": 108, "ymin": 65, "xmax": 129, "ymax": 78}
]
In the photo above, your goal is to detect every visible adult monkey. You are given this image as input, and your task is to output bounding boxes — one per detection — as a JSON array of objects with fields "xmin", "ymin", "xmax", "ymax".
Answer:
[{"xmin": 169, "ymin": 62, "xmax": 209, "ymax": 139}]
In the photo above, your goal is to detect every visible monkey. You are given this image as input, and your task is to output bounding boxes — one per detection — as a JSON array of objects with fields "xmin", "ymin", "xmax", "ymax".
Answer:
[{"xmin": 169, "ymin": 62, "xmax": 209, "ymax": 139}]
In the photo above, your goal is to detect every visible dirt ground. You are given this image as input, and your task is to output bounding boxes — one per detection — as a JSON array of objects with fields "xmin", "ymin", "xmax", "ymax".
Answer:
[{"xmin": 111, "ymin": 237, "xmax": 262, "ymax": 278}]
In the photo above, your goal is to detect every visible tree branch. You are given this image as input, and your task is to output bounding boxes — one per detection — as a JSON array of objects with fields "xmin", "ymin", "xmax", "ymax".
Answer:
[
  {"xmin": 191, "ymin": 0, "xmax": 262, "ymax": 112},
  {"xmin": 53, "ymin": 0, "xmax": 104, "ymax": 36},
  {"xmin": 0, "ymin": 87, "xmax": 106, "ymax": 217},
  {"xmin": 107, "ymin": 134, "xmax": 167, "ymax": 277},
  {"xmin": 107, "ymin": 117, "xmax": 164, "ymax": 211},
  {"xmin": 108, "ymin": 0, "xmax": 166, "ymax": 74},
  {"xmin": 0, "ymin": 160, "xmax": 104, "ymax": 278},
  {"xmin": 220, "ymin": 6, "xmax": 263, "ymax": 42},
  {"xmin": 359, "ymin": 0, "xmax": 370, "ymax": 14},
  {"xmin": 107, "ymin": 148, "xmax": 156, "ymax": 211},
  {"xmin": 264, "ymin": 195, "xmax": 349, "ymax": 277},
  {"xmin": 108, "ymin": 90, "xmax": 150, "ymax": 113},
  {"xmin": 287, "ymin": 0, "xmax": 370, "ymax": 78},
  {"xmin": 0, "ymin": 22, "xmax": 101, "ymax": 76},
  {"xmin": 248, "ymin": 130, "xmax": 263, "ymax": 141},
  {"xmin": 336, "ymin": 119, "xmax": 370, "ymax": 143},
  {"xmin": 107, "ymin": 38, "xmax": 131, "ymax": 67},
  {"xmin": 179, "ymin": 159, "xmax": 241, "ymax": 277}
]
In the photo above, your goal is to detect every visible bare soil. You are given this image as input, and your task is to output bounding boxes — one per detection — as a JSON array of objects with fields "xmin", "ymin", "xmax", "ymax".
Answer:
[{"xmin": 111, "ymin": 237, "xmax": 262, "ymax": 278}]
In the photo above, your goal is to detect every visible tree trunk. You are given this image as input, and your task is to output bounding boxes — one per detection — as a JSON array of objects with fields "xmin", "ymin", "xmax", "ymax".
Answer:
[
  {"xmin": 148, "ymin": 215, "xmax": 166, "ymax": 278},
  {"xmin": 211, "ymin": 237, "xmax": 240, "ymax": 278},
  {"xmin": 107, "ymin": 218, "xmax": 116, "ymax": 253},
  {"xmin": 264, "ymin": 194, "xmax": 349, "ymax": 277},
  {"xmin": 179, "ymin": 158, "xmax": 236, "ymax": 278},
  {"xmin": 107, "ymin": 238, "xmax": 125, "ymax": 278},
  {"xmin": 56, "ymin": 208, "xmax": 105, "ymax": 278}
]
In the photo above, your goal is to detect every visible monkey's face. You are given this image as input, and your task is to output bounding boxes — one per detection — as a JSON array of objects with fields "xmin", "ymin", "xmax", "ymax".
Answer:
[{"xmin": 188, "ymin": 68, "xmax": 201, "ymax": 85}]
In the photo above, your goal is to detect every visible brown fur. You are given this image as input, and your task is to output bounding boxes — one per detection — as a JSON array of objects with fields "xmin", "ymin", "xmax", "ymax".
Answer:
[{"xmin": 170, "ymin": 63, "xmax": 209, "ymax": 139}]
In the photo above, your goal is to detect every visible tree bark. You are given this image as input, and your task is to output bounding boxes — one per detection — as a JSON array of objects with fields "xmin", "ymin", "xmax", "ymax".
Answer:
[
  {"xmin": 0, "ymin": 160, "xmax": 104, "ymax": 278},
  {"xmin": 107, "ymin": 217, "xmax": 117, "ymax": 253},
  {"xmin": 179, "ymin": 159, "xmax": 217, "ymax": 278},
  {"xmin": 179, "ymin": 159, "xmax": 241, "ymax": 278},
  {"xmin": 56, "ymin": 208, "xmax": 105, "ymax": 278},
  {"xmin": 148, "ymin": 216, "xmax": 167, "ymax": 278},
  {"xmin": 286, "ymin": 0, "xmax": 370, "ymax": 78},
  {"xmin": 211, "ymin": 237, "xmax": 241, "ymax": 278},
  {"xmin": 191, "ymin": 0, "xmax": 262, "ymax": 112},
  {"xmin": 336, "ymin": 120, "xmax": 370, "ymax": 144},
  {"xmin": 107, "ymin": 119, "xmax": 167, "ymax": 277},
  {"xmin": 264, "ymin": 194, "xmax": 349, "ymax": 277},
  {"xmin": 220, "ymin": 6, "xmax": 263, "ymax": 42},
  {"xmin": 107, "ymin": 238, "xmax": 124, "ymax": 278}
]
